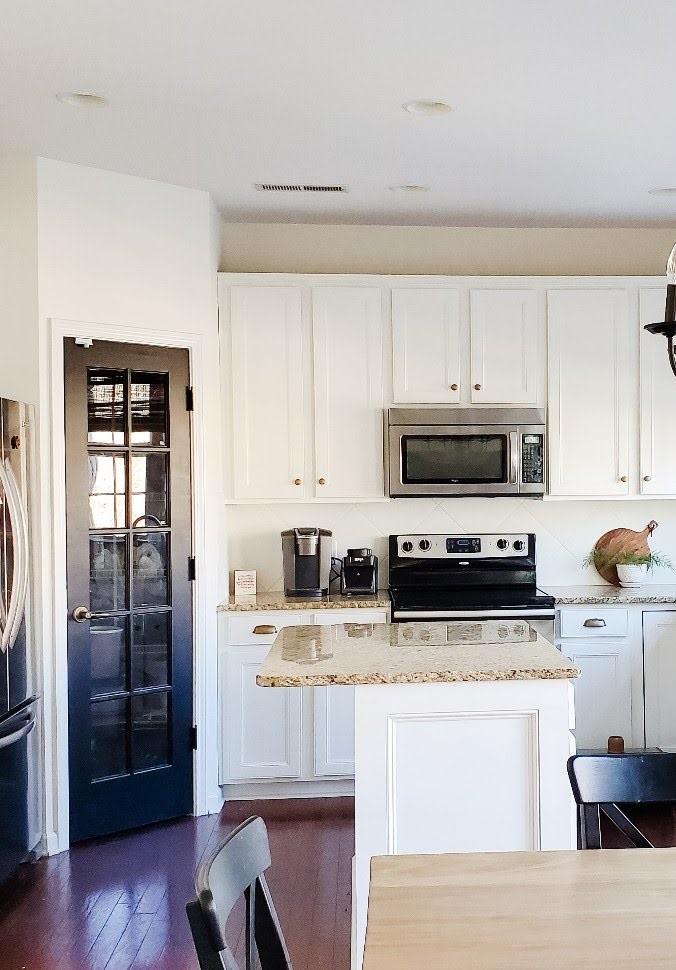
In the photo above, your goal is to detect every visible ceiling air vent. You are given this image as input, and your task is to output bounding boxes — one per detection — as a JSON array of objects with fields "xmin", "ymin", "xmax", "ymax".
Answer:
[{"xmin": 254, "ymin": 183, "xmax": 349, "ymax": 193}]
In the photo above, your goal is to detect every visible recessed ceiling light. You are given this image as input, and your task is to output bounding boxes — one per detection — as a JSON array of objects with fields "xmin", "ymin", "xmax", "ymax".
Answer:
[
  {"xmin": 402, "ymin": 99, "xmax": 452, "ymax": 116},
  {"xmin": 389, "ymin": 184, "xmax": 430, "ymax": 193},
  {"xmin": 56, "ymin": 92, "xmax": 109, "ymax": 108}
]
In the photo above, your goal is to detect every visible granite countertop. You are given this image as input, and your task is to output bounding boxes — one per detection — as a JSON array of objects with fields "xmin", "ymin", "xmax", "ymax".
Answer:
[
  {"xmin": 546, "ymin": 585, "xmax": 676, "ymax": 605},
  {"xmin": 218, "ymin": 591, "xmax": 391, "ymax": 612},
  {"xmin": 256, "ymin": 620, "xmax": 580, "ymax": 687}
]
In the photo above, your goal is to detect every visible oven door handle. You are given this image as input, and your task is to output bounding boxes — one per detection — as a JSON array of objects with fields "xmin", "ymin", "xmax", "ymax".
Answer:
[{"xmin": 509, "ymin": 431, "xmax": 519, "ymax": 486}]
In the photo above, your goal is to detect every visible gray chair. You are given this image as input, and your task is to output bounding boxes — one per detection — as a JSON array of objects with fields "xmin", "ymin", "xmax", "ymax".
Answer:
[{"xmin": 186, "ymin": 816, "xmax": 293, "ymax": 970}]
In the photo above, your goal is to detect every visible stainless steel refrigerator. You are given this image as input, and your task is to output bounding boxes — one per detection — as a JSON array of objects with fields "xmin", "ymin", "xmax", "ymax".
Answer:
[{"xmin": 0, "ymin": 398, "xmax": 38, "ymax": 887}]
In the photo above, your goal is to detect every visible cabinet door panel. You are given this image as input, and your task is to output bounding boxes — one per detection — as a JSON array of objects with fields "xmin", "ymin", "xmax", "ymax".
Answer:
[
  {"xmin": 470, "ymin": 289, "xmax": 539, "ymax": 404},
  {"xmin": 548, "ymin": 289, "xmax": 630, "ymax": 496},
  {"xmin": 565, "ymin": 640, "xmax": 634, "ymax": 749},
  {"xmin": 392, "ymin": 288, "xmax": 461, "ymax": 403},
  {"xmin": 640, "ymin": 288, "xmax": 676, "ymax": 496},
  {"xmin": 312, "ymin": 287, "xmax": 384, "ymax": 499},
  {"xmin": 225, "ymin": 645, "xmax": 302, "ymax": 779},
  {"xmin": 644, "ymin": 612, "xmax": 676, "ymax": 750},
  {"xmin": 312, "ymin": 610, "xmax": 388, "ymax": 776},
  {"xmin": 229, "ymin": 286, "xmax": 305, "ymax": 499}
]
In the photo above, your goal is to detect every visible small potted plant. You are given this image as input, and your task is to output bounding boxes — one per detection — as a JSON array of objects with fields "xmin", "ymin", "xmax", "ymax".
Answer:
[{"xmin": 584, "ymin": 547, "xmax": 672, "ymax": 587}]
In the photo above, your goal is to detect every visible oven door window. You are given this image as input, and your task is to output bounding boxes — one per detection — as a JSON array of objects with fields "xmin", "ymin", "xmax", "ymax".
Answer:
[{"xmin": 401, "ymin": 434, "xmax": 507, "ymax": 484}]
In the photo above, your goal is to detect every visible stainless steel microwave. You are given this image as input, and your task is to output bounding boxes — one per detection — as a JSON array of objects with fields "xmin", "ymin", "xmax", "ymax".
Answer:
[{"xmin": 387, "ymin": 407, "xmax": 547, "ymax": 497}]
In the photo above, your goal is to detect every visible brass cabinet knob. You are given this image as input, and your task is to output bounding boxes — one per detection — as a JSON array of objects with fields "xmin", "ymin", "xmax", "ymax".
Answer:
[
  {"xmin": 620, "ymin": 475, "xmax": 628, "ymax": 483},
  {"xmin": 318, "ymin": 477, "xmax": 326, "ymax": 485},
  {"xmin": 450, "ymin": 383, "xmax": 458, "ymax": 391},
  {"xmin": 474, "ymin": 384, "xmax": 482, "ymax": 391},
  {"xmin": 644, "ymin": 475, "xmax": 652, "ymax": 482},
  {"xmin": 294, "ymin": 478, "xmax": 302, "ymax": 485}
]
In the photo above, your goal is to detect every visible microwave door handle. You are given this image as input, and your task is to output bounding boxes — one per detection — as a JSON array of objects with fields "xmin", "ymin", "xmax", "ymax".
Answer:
[{"xmin": 509, "ymin": 431, "xmax": 519, "ymax": 485}]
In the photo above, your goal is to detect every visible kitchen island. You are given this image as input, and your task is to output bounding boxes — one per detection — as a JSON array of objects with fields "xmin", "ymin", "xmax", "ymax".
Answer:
[{"xmin": 257, "ymin": 620, "xmax": 580, "ymax": 969}]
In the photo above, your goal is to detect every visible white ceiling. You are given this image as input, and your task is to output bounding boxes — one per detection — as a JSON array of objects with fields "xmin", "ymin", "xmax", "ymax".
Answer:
[{"xmin": 2, "ymin": 0, "xmax": 676, "ymax": 227}]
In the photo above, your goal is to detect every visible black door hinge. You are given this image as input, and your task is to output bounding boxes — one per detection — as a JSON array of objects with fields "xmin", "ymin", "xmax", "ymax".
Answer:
[
  {"xmin": 188, "ymin": 557, "xmax": 196, "ymax": 581},
  {"xmin": 189, "ymin": 726, "xmax": 198, "ymax": 750},
  {"xmin": 186, "ymin": 386, "xmax": 194, "ymax": 411}
]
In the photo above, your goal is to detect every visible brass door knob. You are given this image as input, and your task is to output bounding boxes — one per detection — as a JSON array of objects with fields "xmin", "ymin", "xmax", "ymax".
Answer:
[
  {"xmin": 318, "ymin": 477, "xmax": 326, "ymax": 485},
  {"xmin": 294, "ymin": 478, "xmax": 302, "ymax": 485},
  {"xmin": 72, "ymin": 605, "xmax": 93, "ymax": 623},
  {"xmin": 450, "ymin": 383, "xmax": 458, "ymax": 391},
  {"xmin": 474, "ymin": 384, "xmax": 482, "ymax": 391},
  {"xmin": 620, "ymin": 475, "xmax": 628, "ymax": 483},
  {"xmin": 644, "ymin": 475, "xmax": 652, "ymax": 482}
]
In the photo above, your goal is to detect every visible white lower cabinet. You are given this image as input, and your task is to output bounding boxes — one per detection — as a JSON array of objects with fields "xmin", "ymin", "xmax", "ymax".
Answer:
[
  {"xmin": 643, "ymin": 611, "xmax": 676, "ymax": 750},
  {"xmin": 311, "ymin": 610, "xmax": 388, "ymax": 776},
  {"xmin": 221, "ymin": 607, "xmax": 388, "ymax": 786},
  {"xmin": 226, "ymin": 645, "xmax": 302, "ymax": 779},
  {"xmin": 559, "ymin": 605, "xmax": 644, "ymax": 749}
]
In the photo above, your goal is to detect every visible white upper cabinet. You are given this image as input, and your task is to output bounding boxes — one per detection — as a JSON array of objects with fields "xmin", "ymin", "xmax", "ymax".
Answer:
[
  {"xmin": 640, "ymin": 288, "xmax": 676, "ymax": 496},
  {"xmin": 391, "ymin": 288, "xmax": 461, "ymax": 403},
  {"xmin": 547, "ymin": 288, "xmax": 630, "ymax": 496},
  {"xmin": 312, "ymin": 287, "xmax": 384, "ymax": 499},
  {"xmin": 469, "ymin": 289, "xmax": 539, "ymax": 404},
  {"xmin": 228, "ymin": 286, "xmax": 306, "ymax": 499}
]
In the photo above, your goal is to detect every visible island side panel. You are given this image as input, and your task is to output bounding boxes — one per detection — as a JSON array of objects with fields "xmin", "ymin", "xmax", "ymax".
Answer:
[{"xmin": 353, "ymin": 678, "xmax": 576, "ymax": 969}]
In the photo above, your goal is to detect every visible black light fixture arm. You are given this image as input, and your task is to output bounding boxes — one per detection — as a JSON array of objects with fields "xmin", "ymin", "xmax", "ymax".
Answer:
[{"xmin": 644, "ymin": 246, "xmax": 676, "ymax": 380}]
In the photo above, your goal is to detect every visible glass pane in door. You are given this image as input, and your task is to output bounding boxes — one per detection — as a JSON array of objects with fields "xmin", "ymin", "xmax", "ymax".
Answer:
[
  {"xmin": 91, "ymin": 697, "xmax": 128, "ymax": 780},
  {"xmin": 90, "ymin": 616, "xmax": 128, "ymax": 697},
  {"xmin": 130, "ymin": 374, "xmax": 168, "ymax": 446},
  {"xmin": 132, "ymin": 612, "xmax": 170, "ymax": 689},
  {"xmin": 132, "ymin": 692, "xmax": 170, "ymax": 770},
  {"xmin": 90, "ymin": 535, "xmax": 127, "ymax": 612},
  {"xmin": 88, "ymin": 370, "xmax": 126, "ymax": 445},
  {"xmin": 88, "ymin": 454, "xmax": 126, "ymax": 528},
  {"xmin": 131, "ymin": 452, "xmax": 169, "ymax": 526},
  {"xmin": 132, "ymin": 533, "xmax": 169, "ymax": 607}
]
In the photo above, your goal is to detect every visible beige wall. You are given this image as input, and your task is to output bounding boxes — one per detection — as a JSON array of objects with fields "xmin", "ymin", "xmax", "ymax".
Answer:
[{"xmin": 220, "ymin": 222, "xmax": 676, "ymax": 276}]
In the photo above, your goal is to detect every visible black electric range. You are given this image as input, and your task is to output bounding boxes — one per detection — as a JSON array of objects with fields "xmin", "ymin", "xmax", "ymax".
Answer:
[{"xmin": 388, "ymin": 533, "xmax": 556, "ymax": 638}]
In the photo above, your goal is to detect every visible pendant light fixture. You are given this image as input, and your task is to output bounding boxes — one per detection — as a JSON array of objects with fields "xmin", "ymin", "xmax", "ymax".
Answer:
[{"xmin": 645, "ymin": 243, "xmax": 676, "ymax": 377}]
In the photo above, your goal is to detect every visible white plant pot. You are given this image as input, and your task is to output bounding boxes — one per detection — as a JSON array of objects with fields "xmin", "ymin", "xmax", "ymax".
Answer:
[{"xmin": 616, "ymin": 564, "xmax": 648, "ymax": 588}]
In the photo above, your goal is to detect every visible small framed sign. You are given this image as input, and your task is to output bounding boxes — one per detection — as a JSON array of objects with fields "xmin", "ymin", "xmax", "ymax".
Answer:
[{"xmin": 234, "ymin": 569, "xmax": 257, "ymax": 596}]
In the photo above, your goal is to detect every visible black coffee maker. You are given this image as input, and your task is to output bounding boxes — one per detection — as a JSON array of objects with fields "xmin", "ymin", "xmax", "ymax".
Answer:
[
  {"xmin": 281, "ymin": 528, "xmax": 332, "ymax": 596},
  {"xmin": 340, "ymin": 548, "xmax": 379, "ymax": 596}
]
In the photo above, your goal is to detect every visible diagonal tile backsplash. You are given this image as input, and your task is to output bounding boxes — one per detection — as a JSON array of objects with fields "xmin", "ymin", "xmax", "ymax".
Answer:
[{"xmin": 225, "ymin": 498, "xmax": 676, "ymax": 592}]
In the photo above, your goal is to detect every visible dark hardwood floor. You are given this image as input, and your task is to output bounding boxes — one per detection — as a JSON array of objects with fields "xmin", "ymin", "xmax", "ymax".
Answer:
[{"xmin": 0, "ymin": 797, "xmax": 354, "ymax": 970}]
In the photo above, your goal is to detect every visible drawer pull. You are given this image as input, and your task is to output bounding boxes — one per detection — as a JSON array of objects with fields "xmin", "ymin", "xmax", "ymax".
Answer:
[
  {"xmin": 253, "ymin": 624, "xmax": 278, "ymax": 635},
  {"xmin": 583, "ymin": 618, "xmax": 607, "ymax": 628}
]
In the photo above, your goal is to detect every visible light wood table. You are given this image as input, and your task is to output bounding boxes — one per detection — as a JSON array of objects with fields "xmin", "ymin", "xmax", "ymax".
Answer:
[{"xmin": 363, "ymin": 849, "xmax": 676, "ymax": 969}]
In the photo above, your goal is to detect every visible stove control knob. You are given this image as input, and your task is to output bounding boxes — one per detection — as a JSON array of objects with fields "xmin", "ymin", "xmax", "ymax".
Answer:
[
  {"xmin": 496, "ymin": 538, "xmax": 508, "ymax": 550},
  {"xmin": 513, "ymin": 539, "xmax": 525, "ymax": 551},
  {"xmin": 401, "ymin": 540, "xmax": 413, "ymax": 553},
  {"xmin": 419, "ymin": 539, "xmax": 432, "ymax": 552}
]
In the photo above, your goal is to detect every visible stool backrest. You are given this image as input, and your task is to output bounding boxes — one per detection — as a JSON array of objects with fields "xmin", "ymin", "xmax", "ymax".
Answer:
[
  {"xmin": 186, "ymin": 816, "xmax": 293, "ymax": 970},
  {"xmin": 567, "ymin": 753, "xmax": 676, "ymax": 849}
]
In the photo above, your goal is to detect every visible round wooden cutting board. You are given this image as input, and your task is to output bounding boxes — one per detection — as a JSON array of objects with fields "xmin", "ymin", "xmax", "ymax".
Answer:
[{"xmin": 592, "ymin": 520, "xmax": 658, "ymax": 584}]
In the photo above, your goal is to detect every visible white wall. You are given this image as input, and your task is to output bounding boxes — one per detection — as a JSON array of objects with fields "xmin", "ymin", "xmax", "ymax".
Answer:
[
  {"xmin": 226, "ymin": 498, "xmax": 676, "ymax": 592},
  {"xmin": 0, "ymin": 157, "xmax": 39, "ymax": 404},
  {"xmin": 221, "ymin": 222, "xmax": 676, "ymax": 276},
  {"xmin": 32, "ymin": 159, "xmax": 224, "ymax": 848}
]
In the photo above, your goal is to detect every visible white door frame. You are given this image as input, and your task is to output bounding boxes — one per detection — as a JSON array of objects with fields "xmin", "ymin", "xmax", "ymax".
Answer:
[{"xmin": 38, "ymin": 318, "xmax": 222, "ymax": 854}]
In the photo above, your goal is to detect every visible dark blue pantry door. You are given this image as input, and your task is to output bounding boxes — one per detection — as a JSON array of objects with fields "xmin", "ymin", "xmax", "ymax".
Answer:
[{"xmin": 64, "ymin": 338, "xmax": 194, "ymax": 842}]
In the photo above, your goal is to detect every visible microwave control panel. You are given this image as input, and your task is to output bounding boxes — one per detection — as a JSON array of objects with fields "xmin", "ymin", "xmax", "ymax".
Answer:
[{"xmin": 521, "ymin": 434, "xmax": 544, "ymax": 484}]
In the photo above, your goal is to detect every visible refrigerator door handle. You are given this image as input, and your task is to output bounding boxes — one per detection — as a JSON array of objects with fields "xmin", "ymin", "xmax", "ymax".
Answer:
[
  {"xmin": 0, "ymin": 458, "xmax": 28, "ymax": 654},
  {"xmin": 0, "ymin": 712, "xmax": 34, "ymax": 750}
]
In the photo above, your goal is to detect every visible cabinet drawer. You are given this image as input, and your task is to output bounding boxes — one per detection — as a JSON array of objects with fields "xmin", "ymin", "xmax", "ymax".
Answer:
[
  {"xmin": 228, "ymin": 613, "xmax": 302, "ymax": 646},
  {"xmin": 559, "ymin": 608, "xmax": 628, "ymax": 639}
]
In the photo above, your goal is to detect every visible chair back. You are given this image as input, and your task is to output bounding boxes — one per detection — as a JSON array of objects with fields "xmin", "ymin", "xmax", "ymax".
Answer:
[
  {"xmin": 567, "ymin": 752, "xmax": 676, "ymax": 849},
  {"xmin": 186, "ymin": 816, "xmax": 293, "ymax": 970}
]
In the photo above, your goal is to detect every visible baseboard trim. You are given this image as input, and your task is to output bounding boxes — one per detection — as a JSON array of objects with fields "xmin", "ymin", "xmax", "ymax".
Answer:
[{"xmin": 221, "ymin": 779, "xmax": 354, "ymax": 801}]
